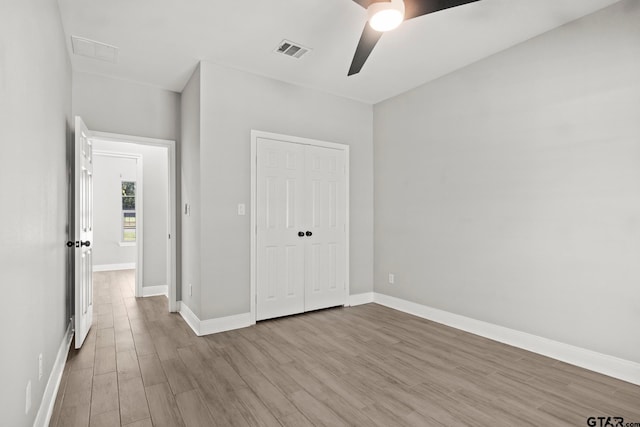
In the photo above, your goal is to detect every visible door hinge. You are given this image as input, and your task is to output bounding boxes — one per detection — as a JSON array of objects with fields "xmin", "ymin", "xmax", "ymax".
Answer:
[{"xmin": 168, "ymin": 233, "xmax": 171, "ymax": 239}]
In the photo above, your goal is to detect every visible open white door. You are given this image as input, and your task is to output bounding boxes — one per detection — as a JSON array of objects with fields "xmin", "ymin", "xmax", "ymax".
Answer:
[{"xmin": 73, "ymin": 116, "xmax": 94, "ymax": 349}]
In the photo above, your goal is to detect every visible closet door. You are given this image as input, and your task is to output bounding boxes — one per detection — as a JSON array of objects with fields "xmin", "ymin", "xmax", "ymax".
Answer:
[
  {"xmin": 256, "ymin": 139, "xmax": 306, "ymax": 321},
  {"xmin": 304, "ymin": 145, "xmax": 347, "ymax": 311},
  {"xmin": 256, "ymin": 137, "xmax": 348, "ymax": 321}
]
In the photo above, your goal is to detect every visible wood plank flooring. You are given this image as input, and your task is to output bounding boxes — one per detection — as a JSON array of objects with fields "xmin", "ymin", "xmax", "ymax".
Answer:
[{"xmin": 50, "ymin": 270, "xmax": 640, "ymax": 426}]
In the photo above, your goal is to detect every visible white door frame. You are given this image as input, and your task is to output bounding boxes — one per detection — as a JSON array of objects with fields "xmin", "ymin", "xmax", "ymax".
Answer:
[
  {"xmin": 250, "ymin": 130, "xmax": 350, "ymax": 324},
  {"xmin": 92, "ymin": 131, "xmax": 178, "ymax": 312},
  {"xmin": 93, "ymin": 150, "xmax": 144, "ymax": 298}
]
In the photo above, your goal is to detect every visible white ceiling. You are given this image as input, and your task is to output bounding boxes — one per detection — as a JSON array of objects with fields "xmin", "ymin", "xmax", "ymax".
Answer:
[{"xmin": 56, "ymin": 0, "xmax": 622, "ymax": 104}]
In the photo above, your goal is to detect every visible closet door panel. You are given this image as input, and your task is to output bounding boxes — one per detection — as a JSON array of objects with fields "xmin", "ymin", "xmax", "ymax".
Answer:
[
  {"xmin": 256, "ymin": 139, "xmax": 306, "ymax": 320},
  {"xmin": 304, "ymin": 145, "xmax": 347, "ymax": 312}
]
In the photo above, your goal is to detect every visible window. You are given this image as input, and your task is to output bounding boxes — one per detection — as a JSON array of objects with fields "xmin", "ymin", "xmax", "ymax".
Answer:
[{"xmin": 122, "ymin": 181, "xmax": 136, "ymax": 242}]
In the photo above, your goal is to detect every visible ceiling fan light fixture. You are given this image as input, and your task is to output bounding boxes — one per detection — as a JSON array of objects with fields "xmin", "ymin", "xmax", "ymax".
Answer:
[{"xmin": 368, "ymin": 0, "xmax": 405, "ymax": 32}]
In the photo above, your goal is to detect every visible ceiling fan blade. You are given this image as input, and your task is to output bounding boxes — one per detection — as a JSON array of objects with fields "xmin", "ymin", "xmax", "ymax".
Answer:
[
  {"xmin": 404, "ymin": 0, "xmax": 480, "ymax": 20},
  {"xmin": 351, "ymin": 0, "xmax": 390, "ymax": 9},
  {"xmin": 348, "ymin": 24, "xmax": 384, "ymax": 76}
]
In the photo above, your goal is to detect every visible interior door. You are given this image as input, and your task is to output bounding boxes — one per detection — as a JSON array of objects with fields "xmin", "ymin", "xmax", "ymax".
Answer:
[
  {"xmin": 256, "ymin": 137, "xmax": 347, "ymax": 321},
  {"xmin": 304, "ymin": 145, "xmax": 347, "ymax": 311},
  {"xmin": 74, "ymin": 116, "xmax": 94, "ymax": 349},
  {"xmin": 256, "ymin": 139, "xmax": 306, "ymax": 320}
]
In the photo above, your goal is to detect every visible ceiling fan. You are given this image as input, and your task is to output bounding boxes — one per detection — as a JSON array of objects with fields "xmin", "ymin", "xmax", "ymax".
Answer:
[{"xmin": 348, "ymin": 0, "xmax": 481, "ymax": 76}]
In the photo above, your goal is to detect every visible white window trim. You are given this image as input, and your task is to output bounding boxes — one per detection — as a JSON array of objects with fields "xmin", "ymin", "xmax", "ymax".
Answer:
[{"xmin": 121, "ymin": 181, "xmax": 137, "ymax": 244}]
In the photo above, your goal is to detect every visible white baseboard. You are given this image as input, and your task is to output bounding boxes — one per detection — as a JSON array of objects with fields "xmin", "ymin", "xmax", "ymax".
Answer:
[
  {"xmin": 178, "ymin": 302, "xmax": 201, "ymax": 335},
  {"xmin": 142, "ymin": 285, "xmax": 167, "ymax": 297},
  {"xmin": 348, "ymin": 292, "xmax": 374, "ymax": 306},
  {"xmin": 34, "ymin": 321, "xmax": 73, "ymax": 427},
  {"xmin": 93, "ymin": 263, "xmax": 135, "ymax": 272},
  {"xmin": 200, "ymin": 312, "xmax": 251, "ymax": 336},
  {"xmin": 373, "ymin": 293, "xmax": 640, "ymax": 386},
  {"xmin": 178, "ymin": 302, "xmax": 251, "ymax": 336}
]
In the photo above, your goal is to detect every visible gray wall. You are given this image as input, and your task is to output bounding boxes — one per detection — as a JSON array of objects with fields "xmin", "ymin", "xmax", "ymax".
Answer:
[
  {"xmin": 92, "ymin": 155, "xmax": 137, "ymax": 266},
  {"xmin": 374, "ymin": 0, "xmax": 640, "ymax": 363},
  {"xmin": 0, "ymin": 1, "xmax": 72, "ymax": 425},
  {"xmin": 180, "ymin": 65, "xmax": 202, "ymax": 317},
  {"xmin": 184, "ymin": 62, "xmax": 374, "ymax": 320},
  {"xmin": 72, "ymin": 71, "xmax": 181, "ymax": 141},
  {"xmin": 93, "ymin": 142, "xmax": 170, "ymax": 288}
]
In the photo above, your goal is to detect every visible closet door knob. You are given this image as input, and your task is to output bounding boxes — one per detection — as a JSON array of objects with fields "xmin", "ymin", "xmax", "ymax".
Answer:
[
  {"xmin": 298, "ymin": 231, "xmax": 305, "ymax": 237},
  {"xmin": 306, "ymin": 231, "xmax": 312, "ymax": 237}
]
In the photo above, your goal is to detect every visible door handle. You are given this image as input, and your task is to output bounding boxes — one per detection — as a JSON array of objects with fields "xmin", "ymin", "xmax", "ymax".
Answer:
[
  {"xmin": 305, "ymin": 231, "xmax": 312, "ymax": 237},
  {"xmin": 298, "ymin": 231, "xmax": 305, "ymax": 237},
  {"xmin": 66, "ymin": 240, "xmax": 91, "ymax": 248}
]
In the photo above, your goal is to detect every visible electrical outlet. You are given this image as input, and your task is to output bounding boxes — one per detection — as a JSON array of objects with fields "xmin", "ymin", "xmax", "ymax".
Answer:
[
  {"xmin": 189, "ymin": 283, "xmax": 193, "ymax": 296},
  {"xmin": 237, "ymin": 203, "xmax": 246, "ymax": 216},
  {"xmin": 25, "ymin": 381, "xmax": 31, "ymax": 414},
  {"xmin": 388, "ymin": 273, "xmax": 395, "ymax": 284},
  {"xmin": 38, "ymin": 354, "xmax": 43, "ymax": 380}
]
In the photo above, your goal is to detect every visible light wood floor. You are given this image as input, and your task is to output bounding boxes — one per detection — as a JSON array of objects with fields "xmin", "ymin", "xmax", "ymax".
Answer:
[{"xmin": 50, "ymin": 270, "xmax": 640, "ymax": 426}]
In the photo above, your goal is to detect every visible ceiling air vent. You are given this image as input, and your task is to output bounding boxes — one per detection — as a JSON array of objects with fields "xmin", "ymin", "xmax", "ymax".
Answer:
[
  {"xmin": 274, "ymin": 40, "xmax": 310, "ymax": 59},
  {"xmin": 71, "ymin": 36, "xmax": 118, "ymax": 63}
]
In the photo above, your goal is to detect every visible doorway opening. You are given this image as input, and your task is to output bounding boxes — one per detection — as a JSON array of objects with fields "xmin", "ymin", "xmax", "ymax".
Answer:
[
  {"xmin": 92, "ymin": 150, "xmax": 142, "ymax": 298},
  {"xmin": 91, "ymin": 131, "xmax": 177, "ymax": 312}
]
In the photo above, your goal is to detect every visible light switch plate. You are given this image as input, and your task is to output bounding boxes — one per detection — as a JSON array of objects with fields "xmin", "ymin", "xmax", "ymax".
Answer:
[{"xmin": 238, "ymin": 203, "xmax": 246, "ymax": 216}]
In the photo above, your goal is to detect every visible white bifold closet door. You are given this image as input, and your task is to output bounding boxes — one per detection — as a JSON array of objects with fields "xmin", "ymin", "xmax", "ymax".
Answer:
[{"xmin": 256, "ymin": 138, "xmax": 346, "ymax": 321}]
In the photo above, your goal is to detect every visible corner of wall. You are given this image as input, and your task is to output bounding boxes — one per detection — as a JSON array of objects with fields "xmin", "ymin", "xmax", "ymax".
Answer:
[{"xmin": 179, "ymin": 62, "xmax": 203, "ymax": 318}]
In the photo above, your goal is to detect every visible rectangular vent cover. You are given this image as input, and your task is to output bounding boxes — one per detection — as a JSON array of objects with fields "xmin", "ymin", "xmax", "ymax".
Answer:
[
  {"xmin": 274, "ymin": 40, "xmax": 310, "ymax": 59},
  {"xmin": 71, "ymin": 36, "xmax": 118, "ymax": 63}
]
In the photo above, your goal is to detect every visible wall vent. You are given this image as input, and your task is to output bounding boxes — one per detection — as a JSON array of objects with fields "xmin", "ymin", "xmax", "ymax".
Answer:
[
  {"xmin": 71, "ymin": 36, "xmax": 118, "ymax": 63},
  {"xmin": 274, "ymin": 40, "xmax": 311, "ymax": 59}
]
